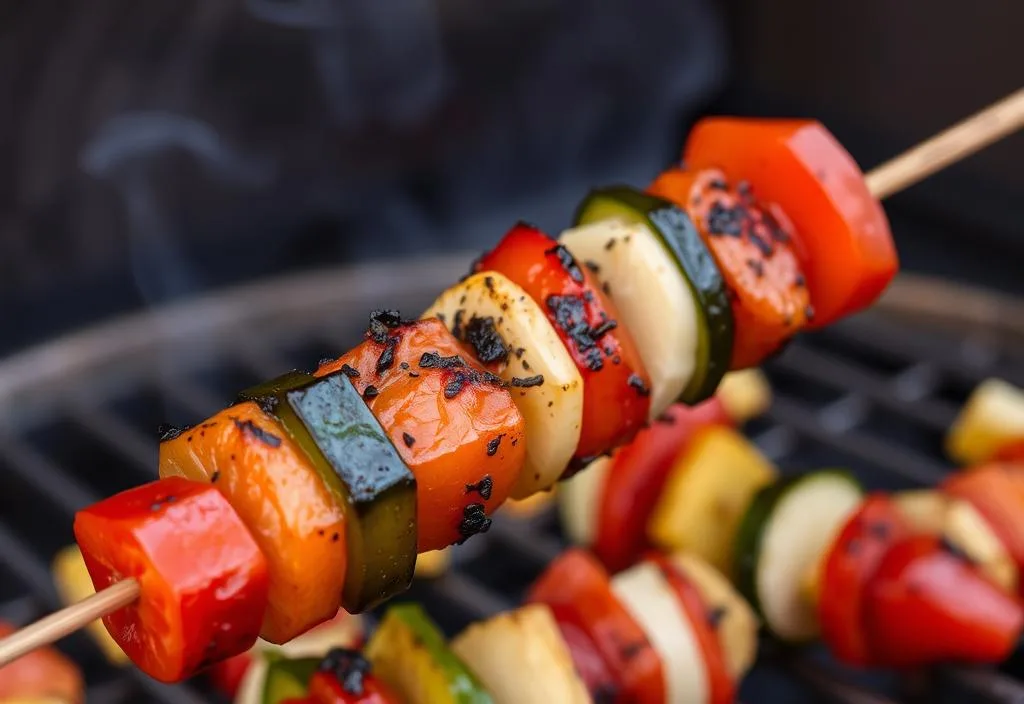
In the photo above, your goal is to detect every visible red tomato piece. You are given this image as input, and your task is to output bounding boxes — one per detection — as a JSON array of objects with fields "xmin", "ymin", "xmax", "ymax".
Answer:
[
  {"xmin": 594, "ymin": 400, "xmax": 730, "ymax": 572},
  {"xmin": 74, "ymin": 477, "xmax": 269, "ymax": 682},
  {"xmin": 944, "ymin": 463, "xmax": 1024, "ymax": 583},
  {"xmin": 208, "ymin": 652, "xmax": 254, "ymax": 699},
  {"xmin": 651, "ymin": 555, "xmax": 736, "ymax": 704},
  {"xmin": 863, "ymin": 534, "xmax": 1024, "ymax": 668},
  {"xmin": 818, "ymin": 494, "xmax": 911, "ymax": 666},
  {"xmin": 649, "ymin": 169, "xmax": 811, "ymax": 369},
  {"xmin": 528, "ymin": 549, "xmax": 665, "ymax": 703},
  {"xmin": 308, "ymin": 652, "xmax": 402, "ymax": 704},
  {"xmin": 477, "ymin": 223, "xmax": 652, "ymax": 465},
  {"xmin": 683, "ymin": 118, "xmax": 899, "ymax": 329},
  {"xmin": 320, "ymin": 318, "xmax": 525, "ymax": 552}
]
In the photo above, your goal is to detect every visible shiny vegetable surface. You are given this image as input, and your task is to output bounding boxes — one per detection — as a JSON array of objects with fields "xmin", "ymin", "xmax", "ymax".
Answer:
[
  {"xmin": 424, "ymin": 271, "xmax": 583, "ymax": 498},
  {"xmin": 817, "ymin": 495, "xmax": 910, "ymax": 665},
  {"xmin": 366, "ymin": 603, "xmax": 492, "ymax": 704},
  {"xmin": 649, "ymin": 168, "xmax": 810, "ymax": 369},
  {"xmin": 682, "ymin": 118, "xmax": 898, "ymax": 329},
  {"xmin": 321, "ymin": 316, "xmax": 524, "ymax": 553},
  {"xmin": 477, "ymin": 223, "xmax": 651, "ymax": 466},
  {"xmin": 74, "ymin": 478, "xmax": 268, "ymax": 682},
  {"xmin": 528, "ymin": 550, "xmax": 664, "ymax": 703},
  {"xmin": 863, "ymin": 535, "xmax": 1024, "ymax": 667},
  {"xmin": 159, "ymin": 401, "xmax": 347, "ymax": 642},
  {"xmin": 571, "ymin": 187, "xmax": 734, "ymax": 408},
  {"xmin": 244, "ymin": 368, "xmax": 418, "ymax": 613},
  {"xmin": 595, "ymin": 401, "xmax": 731, "ymax": 572}
]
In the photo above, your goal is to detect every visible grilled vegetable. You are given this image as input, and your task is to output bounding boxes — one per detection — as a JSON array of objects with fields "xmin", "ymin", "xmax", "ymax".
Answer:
[
  {"xmin": 593, "ymin": 401, "xmax": 732, "ymax": 572},
  {"xmin": 714, "ymin": 368, "xmax": 772, "ymax": 422},
  {"xmin": 74, "ymin": 478, "xmax": 269, "ymax": 682},
  {"xmin": 424, "ymin": 272, "xmax": 584, "ymax": 497},
  {"xmin": 612, "ymin": 562, "xmax": 708, "ymax": 704},
  {"xmin": 367, "ymin": 603, "xmax": 491, "ymax": 704},
  {"xmin": 893, "ymin": 489, "xmax": 1018, "ymax": 593},
  {"xmin": 159, "ymin": 401, "xmax": 347, "ymax": 642},
  {"xmin": 667, "ymin": 553, "xmax": 758, "ymax": 682},
  {"xmin": 0, "ymin": 622, "xmax": 84, "ymax": 704},
  {"xmin": 51, "ymin": 545, "xmax": 128, "ymax": 666},
  {"xmin": 320, "ymin": 316, "xmax": 525, "ymax": 553},
  {"xmin": 815, "ymin": 495, "xmax": 910, "ymax": 665},
  {"xmin": 945, "ymin": 463, "xmax": 1024, "ymax": 589},
  {"xmin": 451, "ymin": 605, "xmax": 590, "ymax": 704},
  {"xmin": 649, "ymin": 425, "xmax": 777, "ymax": 574},
  {"xmin": 414, "ymin": 549, "xmax": 451, "ymax": 580},
  {"xmin": 734, "ymin": 470, "xmax": 862, "ymax": 642},
  {"xmin": 683, "ymin": 118, "xmax": 898, "ymax": 329},
  {"xmin": 946, "ymin": 378, "xmax": 1024, "ymax": 466},
  {"xmin": 478, "ymin": 223, "xmax": 651, "ymax": 465},
  {"xmin": 261, "ymin": 656, "xmax": 321, "ymax": 704},
  {"xmin": 232, "ymin": 611, "xmax": 364, "ymax": 703},
  {"xmin": 528, "ymin": 550, "xmax": 664, "ymax": 703},
  {"xmin": 650, "ymin": 168, "xmax": 810, "ymax": 369},
  {"xmin": 568, "ymin": 186, "xmax": 733, "ymax": 410},
  {"xmin": 238, "ymin": 369, "xmax": 417, "ymax": 613},
  {"xmin": 652, "ymin": 555, "xmax": 736, "ymax": 704},
  {"xmin": 307, "ymin": 649, "xmax": 401, "ymax": 704},
  {"xmin": 863, "ymin": 535, "xmax": 1024, "ymax": 667},
  {"xmin": 557, "ymin": 456, "xmax": 611, "ymax": 548}
]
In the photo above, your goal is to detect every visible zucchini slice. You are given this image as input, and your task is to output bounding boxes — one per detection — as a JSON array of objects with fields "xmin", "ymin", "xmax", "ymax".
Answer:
[
  {"xmin": 611, "ymin": 562, "xmax": 708, "ymax": 704},
  {"xmin": 557, "ymin": 456, "xmax": 612, "ymax": 546},
  {"xmin": 735, "ymin": 470, "xmax": 863, "ymax": 642},
  {"xmin": 239, "ymin": 371, "xmax": 417, "ymax": 612},
  {"xmin": 424, "ymin": 272, "xmax": 584, "ymax": 497},
  {"xmin": 569, "ymin": 187, "xmax": 733, "ymax": 408},
  {"xmin": 367, "ymin": 603, "xmax": 492, "ymax": 704}
]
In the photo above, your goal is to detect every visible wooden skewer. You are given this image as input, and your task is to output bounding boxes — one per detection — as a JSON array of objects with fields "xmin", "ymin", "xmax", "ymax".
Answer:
[
  {"xmin": 865, "ymin": 86, "xmax": 1024, "ymax": 199},
  {"xmin": 0, "ymin": 86, "xmax": 1023, "ymax": 673}
]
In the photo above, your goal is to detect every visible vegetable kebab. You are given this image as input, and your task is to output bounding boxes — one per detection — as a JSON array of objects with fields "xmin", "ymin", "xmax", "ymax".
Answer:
[
  {"xmin": 560, "ymin": 386, "xmax": 1024, "ymax": 671},
  {"xmin": 0, "ymin": 116, "xmax": 916, "ymax": 683}
]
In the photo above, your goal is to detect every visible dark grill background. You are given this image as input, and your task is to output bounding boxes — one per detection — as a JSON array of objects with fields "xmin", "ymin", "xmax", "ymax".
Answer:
[{"xmin": 2, "ymin": 257, "xmax": 1024, "ymax": 703}]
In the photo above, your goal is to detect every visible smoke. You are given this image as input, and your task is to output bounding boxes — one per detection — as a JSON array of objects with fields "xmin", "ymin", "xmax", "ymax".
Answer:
[
  {"xmin": 247, "ymin": 0, "xmax": 448, "ymax": 128},
  {"xmin": 80, "ymin": 111, "xmax": 276, "ymax": 305}
]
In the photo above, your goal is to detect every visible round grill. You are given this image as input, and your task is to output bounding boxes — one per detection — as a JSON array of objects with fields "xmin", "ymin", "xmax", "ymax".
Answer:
[{"xmin": 2, "ymin": 256, "xmax": 1023, "ymax": 703}]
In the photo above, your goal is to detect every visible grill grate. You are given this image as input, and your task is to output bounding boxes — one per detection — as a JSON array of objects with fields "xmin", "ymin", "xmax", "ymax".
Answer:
[{"xmin": 2, "ymin": 256, "xmax": 1024, "ymax": 703}]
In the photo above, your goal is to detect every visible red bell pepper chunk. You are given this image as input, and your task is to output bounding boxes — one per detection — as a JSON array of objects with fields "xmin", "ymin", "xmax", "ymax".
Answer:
[
  {"xmin": 307, "ymin": 651, "xmax": 401, "ymax": 704},
  {"xmin": 594, "ymin": 400, "xmax": 730, "ymax": 572},
  {"xmin": 993, "ymin": 439, "xmax": 1024, "ymax": 463},
  {"xmin": 863, "ymin": 534, "xmax": 1024, "ymax": 668},
  {"xmin": 208, "ymin": 651, "xmax": 254, "ymax": 699},
  {"xmin": 682, "ymin": 118, "xmax": 898, "ymax": 329},
  {"xmin": 74, "ymin": 477, "xmax": 269, "ymax": 682},
  {"xmin": 818, "ymin": 494, "xmax": 911, "ymax": 666},
  {"xmin": 477, "ymin": 223, "xmax": 652, "ymax": 466},
  {"xmin": 650, "ymin": 555, "xmax": 736, "ymax": 704},
  {"xmin": 528, "ymin": 549, "xmax": 665, "ymax": 703}
]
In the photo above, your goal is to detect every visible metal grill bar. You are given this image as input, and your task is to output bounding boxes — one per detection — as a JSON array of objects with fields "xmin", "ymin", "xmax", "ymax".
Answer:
[{"xmin": 1, "ymin": 266, "xmax": 1024, "ymax": 702}]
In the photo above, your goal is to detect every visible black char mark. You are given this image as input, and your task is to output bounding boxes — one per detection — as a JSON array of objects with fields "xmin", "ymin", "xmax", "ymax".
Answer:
[
  {"xmin": 366, "ymin": 309, "xmax": 407, "ymax": 344},
  {"xmin": 320, "ymin": 647, "xmax": 372, "ymax": 696},
  {"xmin": 628, "ymin": 374, "xmax": 651, "ymax": 397},
  {"xmin": 457, "ymin": 503, "xmax": 492, "ymax": 543},
  {"xmin": 544, "ymin": 244, "xmax": 585, "ymax": 284},
  {"xmin": 546, "ymin": 294, "xmax": 617, "ymax": 372},
  {"xmin": 486, "ymin": 435, "xmax": 503, "ymax": 456},
  {"xmin": 232, "ymin": 418, "xmax": 282, "ymax": 448},
  {"xmin": 465, "ymin": 475, "xmax": 494, "ymax": 500},
  {"xmin": 376, "ymin": 336, "xmax": 400, "ymax": 374},
  {"xmin": 461, "ymin": 315, "xmax": 509, "ymax": 365},
  {"xmin": 158, "ymin": 423, "xmax": 188, "ymax": 442}
]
